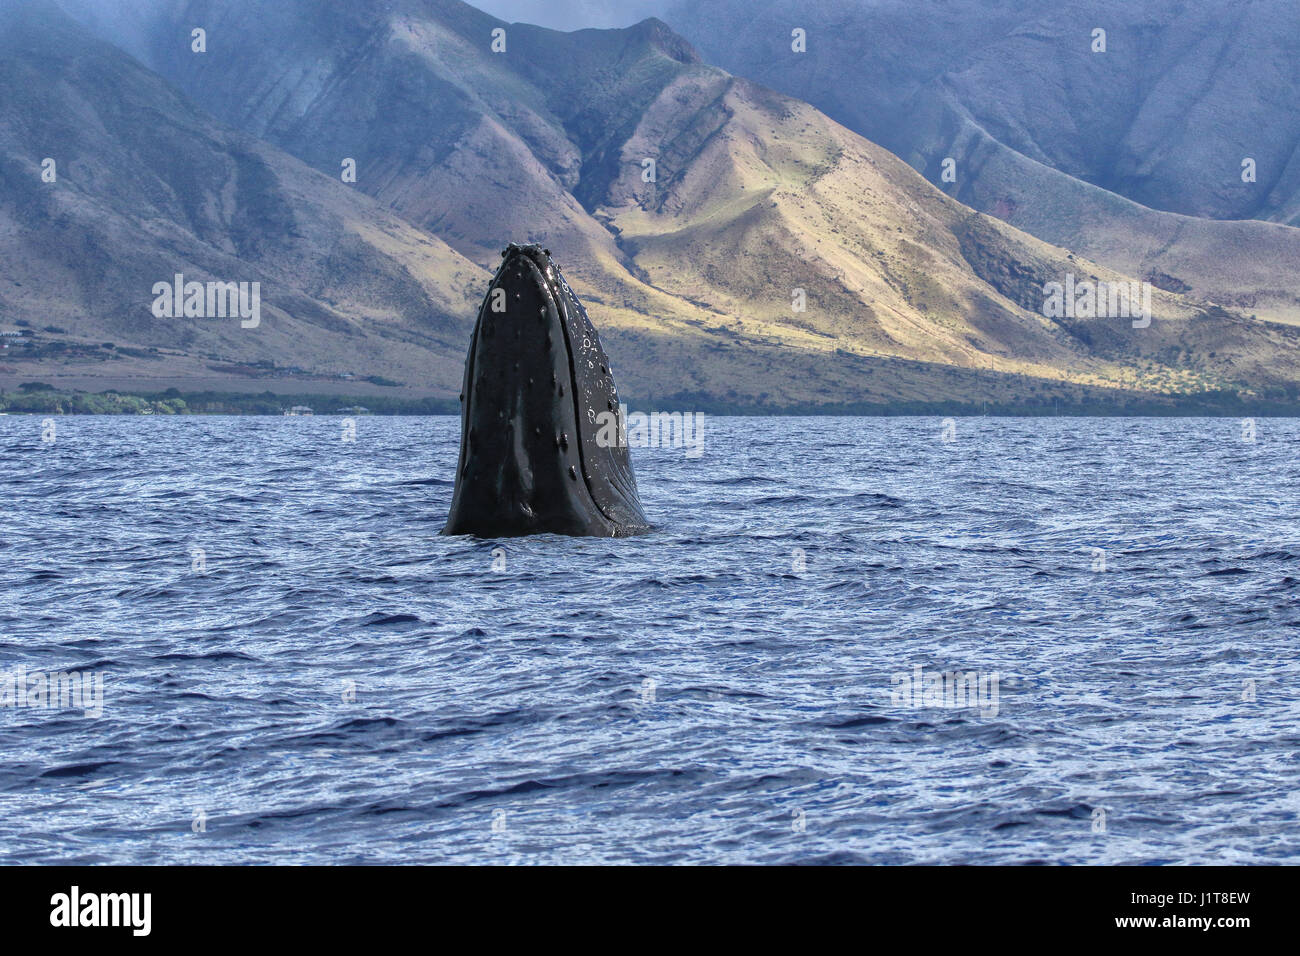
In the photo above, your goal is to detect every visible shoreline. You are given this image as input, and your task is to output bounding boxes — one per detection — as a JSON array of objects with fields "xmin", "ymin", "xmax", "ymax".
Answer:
[{"xmin": 5, "ymin": 388, "xmax": 1300, "ymax": 417}]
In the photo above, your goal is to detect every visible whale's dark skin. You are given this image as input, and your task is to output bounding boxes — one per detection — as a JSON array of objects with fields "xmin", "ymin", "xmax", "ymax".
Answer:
[{"xmin": 442, "ymin": 243, "xmax": 652, "ymax": 538}]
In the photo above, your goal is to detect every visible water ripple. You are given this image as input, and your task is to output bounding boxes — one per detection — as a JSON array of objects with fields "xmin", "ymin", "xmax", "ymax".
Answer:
[{"xmin": 0, "ymin": 415, "xmax": 1297, "ymax": 863}]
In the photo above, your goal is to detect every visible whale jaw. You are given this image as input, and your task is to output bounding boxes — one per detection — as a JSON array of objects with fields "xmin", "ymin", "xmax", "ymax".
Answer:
[{"xmin": 442, "ymin": 244, "xmax": 651, "ymax": 538}]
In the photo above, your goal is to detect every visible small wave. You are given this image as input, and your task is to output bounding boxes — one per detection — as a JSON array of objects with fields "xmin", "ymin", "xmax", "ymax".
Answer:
[
  {"xmin": 707, "ymin": 475, "xmax": 780, "ymax": 485},
  {"xmin": 822, "ymin": 714, "xmax": 893, "ymax": 728},
  {"xmin": 40, "ymin": 761, "xmax": 122, "ymax": 779},
  {"xmin": 357, "ymin": 612, "xmax": 422, "ymax": 627},
  {"xmin": 155, "ymin": 650, "xmax": 259, "ymax": 662}
]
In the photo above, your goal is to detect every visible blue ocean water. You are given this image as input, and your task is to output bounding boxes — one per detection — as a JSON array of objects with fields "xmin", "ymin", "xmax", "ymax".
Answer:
[{"xmin": 0, "ymin": 415, "xmax": 1297, "ymax": 864}]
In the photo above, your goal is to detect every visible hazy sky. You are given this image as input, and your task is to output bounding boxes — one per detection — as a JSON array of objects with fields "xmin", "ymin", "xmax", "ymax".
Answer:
[
  {"xmin": 45, "ymin": 0, "xmax": 677, "ymax": 34},
  {"xmin": 469, "ymin": 0, "xmax": 671, "ymax": 31}
]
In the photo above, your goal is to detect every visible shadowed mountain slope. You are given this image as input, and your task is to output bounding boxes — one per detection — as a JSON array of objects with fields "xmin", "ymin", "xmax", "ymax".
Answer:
[
  {"xmin": 19, "ymin": 0, "xmax": 1300, "ymax": 408},
  {"xmin": 662, "ymin": 0, "xmax": 1300, "ymax": 324},
  {"xmin": 0, "ymin": 0, "xmax": 492, "ymax": 395}
]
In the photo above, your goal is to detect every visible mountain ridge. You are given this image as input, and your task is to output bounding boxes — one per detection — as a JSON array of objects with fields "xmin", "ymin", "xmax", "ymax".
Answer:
[
  {"xmin": 5, "ymin": 0, "xmax": 1298, "ymax": 409},
  {"xmin": 662, "ymin": 0, "xmax": 1300, "ymax": 324}
]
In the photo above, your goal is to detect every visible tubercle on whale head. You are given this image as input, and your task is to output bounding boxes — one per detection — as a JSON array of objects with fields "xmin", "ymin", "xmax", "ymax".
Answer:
[
  {"xmin": 495, "ymin": 244, "xmax": 568, "ymax": 317},
  {"xmin": 441, "ymin": 243, "xmax": 652, "ymax": 538},
  {"xmin": 498, "ymin": 242, "xmax": 553, "ymax": 275},
  {"xmin": 501, "ymin": 242, "xmax": 551, "ymax": 261}
]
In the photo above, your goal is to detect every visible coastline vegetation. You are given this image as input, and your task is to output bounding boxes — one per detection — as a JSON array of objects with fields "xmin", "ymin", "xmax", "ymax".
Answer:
[{"xmin": 4, "ymin": 384, "xmax": 1300, "ymax": 417}]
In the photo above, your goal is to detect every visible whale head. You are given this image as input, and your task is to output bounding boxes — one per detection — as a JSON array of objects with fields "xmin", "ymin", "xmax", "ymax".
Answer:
[{"xmin": 442, "ymin": 243, "xmax": 652, "ymax": 538}]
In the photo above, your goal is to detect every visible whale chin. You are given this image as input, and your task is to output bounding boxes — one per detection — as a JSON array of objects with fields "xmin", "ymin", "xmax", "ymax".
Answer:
[{"xmin": 441, "ymin": 243, "xmax": 652, "ymax": 538}]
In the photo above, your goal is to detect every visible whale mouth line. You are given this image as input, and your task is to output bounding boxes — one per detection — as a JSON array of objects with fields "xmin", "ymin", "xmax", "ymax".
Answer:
[
  {"xmin": 537, "ymin": 255, "xmax": 617, "ymax": 527},
  {"xmin": 442, "ymin": 243, "xmax": 651, "ymax": 538},
  {"xmin": 506, "ymin": 250, "xmax": 602, "ymax": 515}
]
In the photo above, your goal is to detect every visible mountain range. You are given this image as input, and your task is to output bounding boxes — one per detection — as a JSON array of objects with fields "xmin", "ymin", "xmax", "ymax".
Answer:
[
  {"xmin": 1, "ymin": 0, "xmax": 1297, "ymax": 410},
  {"xmin": 664, "ymin": 0, "xmax": 1300, "ymax": 325}
]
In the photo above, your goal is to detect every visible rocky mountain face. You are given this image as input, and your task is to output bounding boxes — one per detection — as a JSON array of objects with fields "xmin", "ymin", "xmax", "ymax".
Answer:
[
  {"xmin": 0, "ymin": 0, "xmax": 488, "ymax": 395},
  {"xmin": 5, "ymin": 0, "xmax": 1298, "ymax": 408},
  {"xmin": 662, "ymin": 0, "xmax": 1300, "ymax": 325},
  {"xmin": 666, "ymin": 0, "xmax": 1300, "ymax": 221}
]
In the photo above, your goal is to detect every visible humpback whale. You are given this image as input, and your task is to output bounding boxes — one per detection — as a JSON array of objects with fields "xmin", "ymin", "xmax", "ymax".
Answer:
[{"xmin": 442, "ymin": 243, "xmax": 652, "ymax": 538}]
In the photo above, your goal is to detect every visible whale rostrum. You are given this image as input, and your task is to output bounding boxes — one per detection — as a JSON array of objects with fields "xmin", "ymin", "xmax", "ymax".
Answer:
[{"xmin": 442, "ymin": 243, "xmax": 652, "ymax": 538}]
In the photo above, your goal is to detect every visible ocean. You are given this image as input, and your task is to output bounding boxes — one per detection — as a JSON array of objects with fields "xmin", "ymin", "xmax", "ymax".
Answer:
[{"xmin": 1, "ymin": 415, "xmax": 1296, "ymax": 864}]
